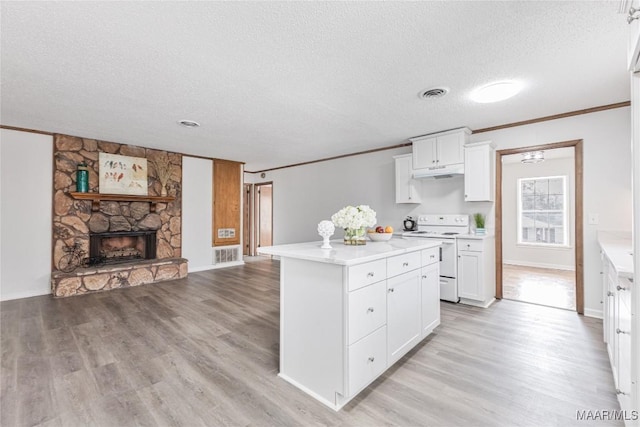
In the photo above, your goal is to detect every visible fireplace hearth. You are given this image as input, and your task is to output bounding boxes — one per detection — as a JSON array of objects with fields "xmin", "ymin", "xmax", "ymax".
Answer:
[{"xmin": 89, "ymin": 230, "xmax": 157, "ymax": 265}]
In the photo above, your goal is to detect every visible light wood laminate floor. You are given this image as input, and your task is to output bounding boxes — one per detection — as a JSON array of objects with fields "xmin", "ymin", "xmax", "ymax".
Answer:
[
  {"xmin": 1, "ymin": 259, "xmax": 619, "ymax": 426},
  {"xmin": 503, "ymin": 264, "xmax": 576, "ymax": 310}
]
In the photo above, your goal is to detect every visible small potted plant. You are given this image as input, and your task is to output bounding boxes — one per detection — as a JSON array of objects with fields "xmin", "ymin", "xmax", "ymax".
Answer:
[{"xmin": 473, "ymin": 213, "xmax": 486, "ymax": 235}]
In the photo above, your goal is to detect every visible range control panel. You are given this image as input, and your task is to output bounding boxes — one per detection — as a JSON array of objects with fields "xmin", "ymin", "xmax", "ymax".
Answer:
[{"xmin": 417, "ymin": 215, "xmax": 469, "ymax": 226}]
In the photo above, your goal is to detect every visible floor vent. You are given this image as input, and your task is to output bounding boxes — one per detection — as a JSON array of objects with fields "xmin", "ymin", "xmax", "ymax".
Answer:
[{"xmin": 214, "ymin": 246, "xmax": 239, "ymax": 264}]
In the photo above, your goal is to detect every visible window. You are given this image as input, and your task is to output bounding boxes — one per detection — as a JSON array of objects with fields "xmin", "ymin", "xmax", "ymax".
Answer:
[{"xmin": 517, "ymin": 176, "xmax": 568, "ymax": 246}]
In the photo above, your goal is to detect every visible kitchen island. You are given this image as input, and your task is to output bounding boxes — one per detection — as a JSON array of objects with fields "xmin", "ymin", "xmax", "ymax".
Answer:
[{"xmin": 258, "ymin": 238, "xmax": 442, "ymax": 410}]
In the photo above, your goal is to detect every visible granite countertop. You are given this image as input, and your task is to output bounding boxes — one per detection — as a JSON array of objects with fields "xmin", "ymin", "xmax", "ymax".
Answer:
[
  {"xmin": 257, "ymin": 238, "xmax": 442, "ymax": 266},
  {"xmin": 598, "ymin": 231, "xmax": 633, "ymax": 278}
]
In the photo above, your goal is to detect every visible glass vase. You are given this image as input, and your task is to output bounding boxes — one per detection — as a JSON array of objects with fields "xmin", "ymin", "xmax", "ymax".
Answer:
[{"xmin": 344, "ymin": 227, "xmax": 366, "ymax": 245}]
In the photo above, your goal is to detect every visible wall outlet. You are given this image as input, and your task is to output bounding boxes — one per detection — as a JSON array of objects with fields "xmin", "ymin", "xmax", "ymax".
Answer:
[{"xmin": 588, "ymin": 213, "xmax": 599, "ymax": 225}]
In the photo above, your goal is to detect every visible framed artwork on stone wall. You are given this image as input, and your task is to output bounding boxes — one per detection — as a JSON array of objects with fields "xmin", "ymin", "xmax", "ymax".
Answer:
[{"xmin": 98, "ymin": 153, "xmax": 148, "ymax": 195}]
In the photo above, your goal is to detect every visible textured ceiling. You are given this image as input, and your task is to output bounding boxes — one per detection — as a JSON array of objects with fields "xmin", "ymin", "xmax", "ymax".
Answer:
[{"xmin": 0, "ymin": 1, "xmax": 629, "ymax": 171}]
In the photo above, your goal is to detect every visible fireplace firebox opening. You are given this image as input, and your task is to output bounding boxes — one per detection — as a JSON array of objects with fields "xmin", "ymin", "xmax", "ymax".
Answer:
[{"xmin": 89, "ymin": 230, "xmax": 157, "ymax": 265}]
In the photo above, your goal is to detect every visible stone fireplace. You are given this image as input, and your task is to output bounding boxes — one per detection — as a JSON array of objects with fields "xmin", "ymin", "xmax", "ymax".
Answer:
[
  {"xmin": 90, "ymin": 230, "xmax": 157, "ymax": 265},
  {"xmin": 50, "ymin": 134, "xmax": 188, "ymax": 297}
]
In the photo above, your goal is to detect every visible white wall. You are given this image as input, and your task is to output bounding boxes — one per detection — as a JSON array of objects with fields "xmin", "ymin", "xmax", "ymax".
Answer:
[
  {"xmin": 247, "ymin": 107, "xmax": 632, "ymax": 317},
  {"xmin": 0, "ymin": 129, "xmax": 53, "ymax": 300},
  {"xmin": 182, "ymin": 156, "xmax": 214, "ymax": 272},
  {"xmin": 502, "ymin": 156, "xmax": 576, "ymax": 270}
]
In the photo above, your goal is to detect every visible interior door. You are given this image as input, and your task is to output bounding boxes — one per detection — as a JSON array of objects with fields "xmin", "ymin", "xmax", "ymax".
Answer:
[
  {"xmin": 256, "ymin": 183, "xmax": 273, "ymax": 249},
  {"xmin": 243, "ymin": 184, "xmax": 252, "ymax": 255}
]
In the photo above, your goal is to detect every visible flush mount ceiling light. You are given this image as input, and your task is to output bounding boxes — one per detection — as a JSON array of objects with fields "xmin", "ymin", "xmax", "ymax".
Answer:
[
  {"xmin": 178, "ymin": 119, "xmax": 200, "ymax": 128},
  {"xmin": 521, "ymin": 151, "xmax": 545, "ymax": 164},
  {"xmin": 470, "ymin": 81, "xmax": 522, "ymax": 103},
  {"xmin": 418, "ymin": 87, "xmax": 449, "ymax": 100}
]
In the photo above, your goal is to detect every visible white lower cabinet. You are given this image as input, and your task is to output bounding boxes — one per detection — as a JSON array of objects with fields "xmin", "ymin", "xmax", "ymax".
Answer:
[
  {"xmin": 615, "ymin": 276, "xmax": 633, "ymax": 414},
  {"xmin": 458, "ymin": 249, "xmax": 481, "ymax": 300},
  {"xmin": 277, "ymin": 244, "xmax": 442, "ymax": 411},
  {"xmin": 457, "ymin": 237, "xmax": 496, "ymax": 308},
  {"xmin": 421, "ymin": 262, "xmax": 440, "ymax": 336},
  {"xmin": 348, "ymin": 326, "xmax": 387, "ymax": 394},
  {"xmin": 348, "ymin": 280, "xmax": 387, "ymax": 345},
  {"xmin": 600, "ymin": 247, "xmax": 635, "ymax": 422},
  {"xmin": 387, "ymin": 270, "xmax": 421, "ymax": 364}
]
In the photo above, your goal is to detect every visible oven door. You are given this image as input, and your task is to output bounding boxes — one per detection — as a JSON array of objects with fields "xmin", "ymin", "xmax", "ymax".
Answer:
[{"xmin": 439, "ymin": 240, "xmax": 456, "ymax": 278}]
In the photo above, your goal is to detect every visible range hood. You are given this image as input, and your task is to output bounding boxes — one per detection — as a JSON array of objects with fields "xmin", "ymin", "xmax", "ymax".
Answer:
[{"xmin": 412, "ymin": 163, "xmax": 464, "ymax": 179}]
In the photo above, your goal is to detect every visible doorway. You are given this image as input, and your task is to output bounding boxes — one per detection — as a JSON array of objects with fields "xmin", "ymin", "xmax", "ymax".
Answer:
[
  {"xmin": 255, "ymin": 182, "xmax": 273, "ymax": 250},
  {"xmin": 495, "ymin": 140, "xmax": 584, "ymax": 314},
  {"xmin": 242, "ymin": 182, "xmax": 274, "ymax": 256}
]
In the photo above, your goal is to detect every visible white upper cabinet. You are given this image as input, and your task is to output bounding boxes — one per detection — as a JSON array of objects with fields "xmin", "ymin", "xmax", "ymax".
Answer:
[
  {"xmin": 412, "ymin": 136, "xmax": 438, "ymax": 168},
  {"xmin": 394, "ymin": 154, "xmax": 421, "ymax": 204},
  {"xmin": 411, "ymin": 128, "xmax": 470, "ymax": 170},
  {"xmin": 626, "ymin": 0, "xmax": 640, "ymax": 71},
  {"xmin": 464, "ymin": 141, "xmax": 496, "ymax": 202}
]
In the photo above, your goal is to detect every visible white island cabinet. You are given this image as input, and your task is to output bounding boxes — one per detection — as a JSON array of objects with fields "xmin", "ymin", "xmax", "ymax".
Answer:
[{"xmin": 258, "ymin": 238, "xmax": 441, "ymax": 410}]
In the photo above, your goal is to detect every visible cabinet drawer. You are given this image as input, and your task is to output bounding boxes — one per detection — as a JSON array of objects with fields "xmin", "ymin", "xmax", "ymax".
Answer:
[
  {"xmin": 387, "ymin": 251, "xmax": 421, "ymax": 278},
  {"xmin": 348, "ymin": 259, "xmax": 387, "ymax": 292},
  {"xmin": 348, "ymin": 281, "xmax": 387, "ymax": 345},
  {"xmin": 348, "ymin": 326, "xmax": 387, "ymax": 396},
  {"xmin": 421, "ymin": 247, "xmax": 439, "ymax": 266},
  {"xmin": 458, "ymin": 239, "xmax": 483, "ymax": 252}
]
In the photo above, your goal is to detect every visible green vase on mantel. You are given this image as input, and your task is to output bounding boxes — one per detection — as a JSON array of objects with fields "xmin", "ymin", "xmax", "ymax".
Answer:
[{"xmin": 344, "ymin": 227, "xmax": 366, "ymax": 245}]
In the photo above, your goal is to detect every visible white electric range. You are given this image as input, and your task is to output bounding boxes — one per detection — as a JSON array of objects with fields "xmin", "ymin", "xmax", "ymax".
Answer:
[{"xmin": 402, "ymin": 214, "xmax": 470, "ymax": 302}]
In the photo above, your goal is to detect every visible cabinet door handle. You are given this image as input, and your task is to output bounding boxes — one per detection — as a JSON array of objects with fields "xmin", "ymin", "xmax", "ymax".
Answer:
[
  {"xmin": 367, "ymin": 307, "xmax": 375, "ymax": 313},
  {"xmin": 388, "ymin": 288, "xmax": 395, "ymax": 293},
  {"xmin": 607, "ymin": 291, "xmax": 614, "ymax": 297},
  {"xmin": 422, "ymin": 275, "xmax": 427, "ymax": 279},
  {"xmin": 402, "ymin": 262, "xmax": 409, "ymax": 267},
  {"xmin": 616, "ymin": 328, "xmax": 629, "ymax": 335},
  {"xmin": 432, "ymin": 160, "xmax": 436, "ymax": 163},
  {"xmin": 617, "ymin": 285, "xmax": 628, "ymax": 291},
  {"xmin": 616, "ymin": 389, "xmax": 628, "ymax": 396},
  {"xmin": 368, "ymin": 357, "xmax": 375, "ymax": 363},
  {"xmin": 367, "ymin": 272, "xmax": 375, "ymax": 278}
]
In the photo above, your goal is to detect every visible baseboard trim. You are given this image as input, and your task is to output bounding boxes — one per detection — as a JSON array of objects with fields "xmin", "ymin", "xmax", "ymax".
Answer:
[
  {"xmin": 188, "ymin": 261, "xmax": 245, "ymax": 273},
  {"xmin": 0, "ymin": 289, "xmax": 51, "ymax": 302},
  {"xmin": 503, "ymin": 260, "xmax": 575, "ymax": 272},
  {"xmin": 584, "ymin": 308, "xmax": 603, "ymax": 319}
]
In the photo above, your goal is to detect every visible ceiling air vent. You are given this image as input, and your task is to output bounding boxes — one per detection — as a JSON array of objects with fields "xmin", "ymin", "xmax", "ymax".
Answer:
[{"xmin": 418, "ymin": 87, "xmax": 449, "ymax": 100}]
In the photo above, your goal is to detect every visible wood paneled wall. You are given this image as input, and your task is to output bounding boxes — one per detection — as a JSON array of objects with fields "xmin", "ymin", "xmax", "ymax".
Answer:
[{"xmin": 213, "ymin": 159, "xmax": 242, "ymax": 246}]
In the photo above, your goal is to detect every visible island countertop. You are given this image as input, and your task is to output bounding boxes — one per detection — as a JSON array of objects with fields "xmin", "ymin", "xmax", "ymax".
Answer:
[
  {"xmin": 598, "ymin": 231, "xmax": 633, "ymax": 278},
  {"xmin": 257, "ymin": 237, "xmax": 442, "ymax": 266}
]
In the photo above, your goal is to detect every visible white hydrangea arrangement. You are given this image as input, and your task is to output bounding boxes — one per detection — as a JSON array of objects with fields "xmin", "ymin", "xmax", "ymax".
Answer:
[{"xmin": 331, "ymin": 205, "xmax": 377, "ymax": 230}]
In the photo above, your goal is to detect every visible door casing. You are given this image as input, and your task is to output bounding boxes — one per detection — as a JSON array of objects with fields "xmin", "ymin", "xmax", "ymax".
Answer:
[{"xmin": 495, "ymin": 139, "xmax": 584, "ymax": 314}]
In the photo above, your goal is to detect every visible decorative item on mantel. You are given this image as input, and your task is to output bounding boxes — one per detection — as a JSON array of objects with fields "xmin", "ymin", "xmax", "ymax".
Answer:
[
  {"xmin": 148, "ymin": 152, "xmax": 177, "ymax": 197},
  {"xmin": 331, "ymin": 205, "xmax": 377, "ymax": 246},
  {"xmin": 76, "ymin": 162, "xmax": 89, "ymax": 193},
  {"xmin": 317, "ymin": 220, "xmax": 335, "ymax": 249},
  {"xmin": 473, "ymin": 213, "xmax": 486, "ymax": 235}
]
